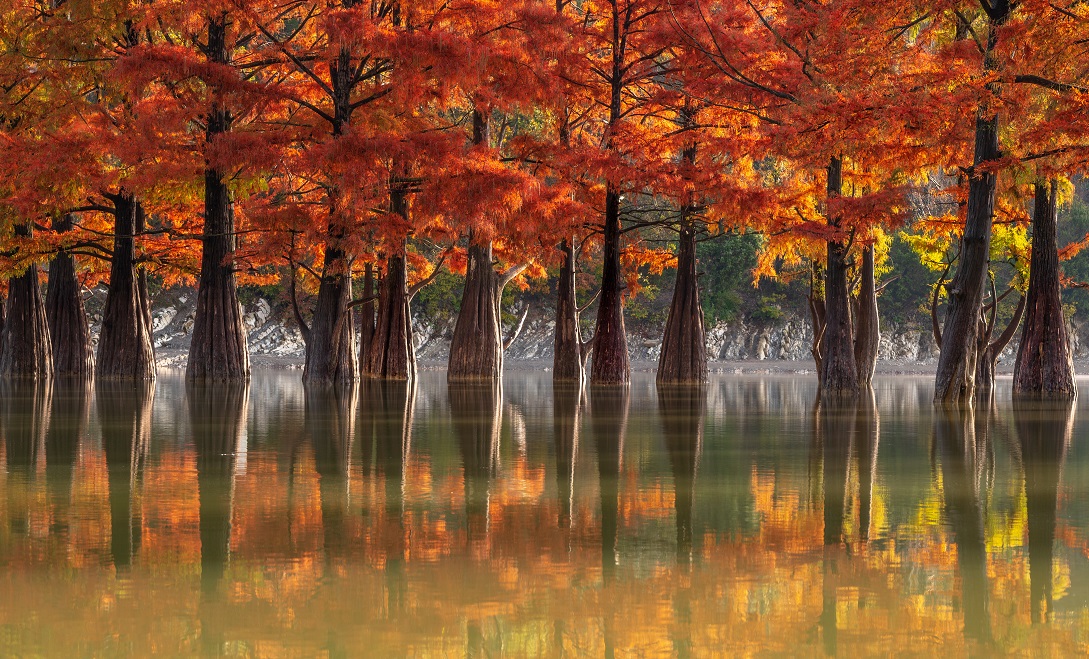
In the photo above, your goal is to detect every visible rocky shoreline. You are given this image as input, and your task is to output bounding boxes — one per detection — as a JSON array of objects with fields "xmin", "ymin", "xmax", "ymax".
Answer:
[{"xmin": 99, "ymin": 287, "xmax": 1089, "ymax": 376}]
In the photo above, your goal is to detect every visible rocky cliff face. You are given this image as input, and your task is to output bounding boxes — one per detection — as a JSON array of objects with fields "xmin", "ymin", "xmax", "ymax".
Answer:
[{"xmin": 80, "ymin": 286, "xmax": 1086, "ymax": 370}]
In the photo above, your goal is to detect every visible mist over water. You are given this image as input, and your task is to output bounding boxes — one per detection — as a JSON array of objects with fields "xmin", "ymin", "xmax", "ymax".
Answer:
[{"xmin": 0, "ymin": 372, "xmax": 1087, "ymax": 655}]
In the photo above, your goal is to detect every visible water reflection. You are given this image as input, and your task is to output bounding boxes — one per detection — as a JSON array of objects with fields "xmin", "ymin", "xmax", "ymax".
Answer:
[
  {"xmin": 360, "ymin": 380, "xmax": 415, "ymax": 618},
  {"xmin": 1014, "ymin": 400, "xmax": 1073, "ymax": 624},
  {"xmin": 97, "ymin": 381, "xmax": 150, "ymax": 571},
  {"xmin": 2, "ymin": 374, "xmax": 1089, "ymax": 655},
  {"xmin": 935, "ymin": 404, "xmax": 994, "ymax": 645}
]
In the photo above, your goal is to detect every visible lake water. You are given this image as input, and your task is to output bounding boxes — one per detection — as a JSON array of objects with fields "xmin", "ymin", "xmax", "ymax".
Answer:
[{"xmin": 0, "ymin": 372, "xmax": 1087, "ymax": 656}]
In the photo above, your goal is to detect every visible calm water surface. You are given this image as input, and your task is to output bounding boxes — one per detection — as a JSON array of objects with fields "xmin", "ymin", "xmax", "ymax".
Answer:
[{"xmin": 1, "ymin": 372, "xmax": 1088, "ymax": 656}]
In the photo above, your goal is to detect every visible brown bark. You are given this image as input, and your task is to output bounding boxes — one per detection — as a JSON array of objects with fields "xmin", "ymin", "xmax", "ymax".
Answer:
[
  {"xmin": 854, "ymin": 246, "xmax": 880, "ymax": 386},
  {"xmin": 302, "ymin": 244, "xmax": 357, "ymax": 384},
  {"xmin": 98, "ymin": 193, "xmax": 155, "ymax": 380},
  {"xmin": 358, "ymin": 262, "xmax": 375, "ymax": 371},
  {"xmin": 658, "ymin": 384, "xmax": 704, "ymax": 565},
  {"xmin": 590, "ymin": 188, "xmax": 630, "ymax": 385},
  {"xmin": 975, "ymin": 290, "xmax": 1025, "ymax": 400},
  {"xmin": 820, "ymin": 157, "xmax": 859, "ymax": 395},
  {"xmin": 553, "ymin": 239, "xmax": 589, "ymax": 383},
  {"xmin": 187, "ymin": 381, "xmax": 247, "ymax": 595},
  {"xmin": 46, "ymin": 214, "xmax": 94, "ymax": 379},
  {"xmin": 188, "ymin": 15, "xmax": 249, "ymax": 382},
  {"xmin": 658, "ymin": 224, "xmax": 707, "ymax": 384},
  {"xmin": 935, "ymin": 404, "xmax": 994, "ymax": 644},
  {"xmin": 808, "ymin": 263, "xmax": 826, "ymax": 374},
  {"xmin": 1, "ymin": 230, "xmax": 53, "ymax": 379},
  {"xmin": 98, "ymin": 380, "xmax": 152, "ymax": 570},
  {"xmin": 365, "ymin": 249, "xmax": 414, "ymax": 381},
  {"xmin": 934, "ymin": 1, "xmax": 1012, "ymax": 404},
  {"xmin": 1013, "ymin": 180, "xmax": 1076, "ymax": 399},
  {"xmin": 448, "ymin": 239, "xmax": 504, "ymax": 382},
  {"xmin": 1013, "ymin": 399, "xmax": 1072, "ymax": 623}
]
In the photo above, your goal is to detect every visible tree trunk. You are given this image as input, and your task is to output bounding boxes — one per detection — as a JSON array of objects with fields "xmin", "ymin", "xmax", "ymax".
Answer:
[
  {"xmin": 934, "ymin": 1, "xmax": 1011, "ymax": 404},
  {"xmin": 658, "ymin": 224, "xmax": 707, "ymax": 384},
  {"xmin": 46, "ymin": 215, "xmax": 93, "ymax": 379},
  {"xmin": 365, "ymin": 249, "xmax": 414, "ymax": 381},
  {"xmin": 590, "ymin": 188, "xmax": 630, "ymax": 385},
  {"xmin": 1, "ymin": 224, "xmax": 53, "ymax": 379},
  {"xmin": 820, "ymin": 157, "xmax": 858, "ymax": 395},
  {"xmin": 187, "ymin": 15, "xmax": 248, "ymax": 382},
  {"xmin": 98, "ymin": 193, "xmax": 155, "ymax": 380},
  {"xmin": 553, "ymin": 239, "xmax": 587, "ymax": 383},
  {"xmin": 1013, "ymin": 180, "xmax": 1076, "ymax": 399},
  {"xmin": 448, "ymin": 240, "xmax": 504, "ymax": 382},
  {"xmin": 303, "ymin": 245, "xmax": 356, "ymax": 384},
  {"xmin": 808, "ymin": 263, "xmax": 826, "ymax": 373},
  {"xmin": 854, "ymin": 245, "xmax": 880, "ymax": 386},
  {"xmin": 358, "ymin": 263, "xmax": 375, "ymax": 371}
]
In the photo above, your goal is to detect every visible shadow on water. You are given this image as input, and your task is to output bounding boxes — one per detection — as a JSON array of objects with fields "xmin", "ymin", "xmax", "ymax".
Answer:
[
  {"xmin": 360, "ymin": 380, "xmax": 416, "ymax": 619},
  {"xmin": 658, "ymin": 384, "xmax": 704, "ymax": 659},
  {"xmin": 1012, "ymin": 399, "xmax": 1073, "ymax": 625},
  {"xmin": 186, "ymin": 381, "xmax": 247, "ymax": 656},
  {"xmin": 97, "ymin": 380, "xmax": 152, "ymax": 572},
  {"xmin": 2, "ymin": 380, "xmax": 52, "ymax": 537},
  {"xmin": 935, "ymin": 403, "xmax": 994, "ymax": 646}
]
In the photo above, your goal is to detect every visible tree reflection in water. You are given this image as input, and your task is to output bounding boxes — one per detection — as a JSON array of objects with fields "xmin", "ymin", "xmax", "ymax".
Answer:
[
  {"xmin": 591, "ymin": 384, "xmax": 629, "ymax": 659},
  {"xmin": 98, "ymin": 381, "xmax": 151, "ymax": 571},
  {"xmin": 1013, "ymin": 399, "xmax": 1073, "ymax": 625},
  {"xmin": 307, "ymin": 382, "xmax": 357, "ymax": 569},
  {"xmin": 816, "ymin": 392, "xmax": 855, "ymax": 656},
  {"xmin": 361, "ymin": 379, "xmax": 416, "ymax": 618},
  {"xmin": 46, "ymin": 380, "xmax": 90, "ymax": 541},
  {"xmin": 659, "ymin": 383, "xmax": 704, "ymax": 659},
  {"xmin": 187, "ymin": 381, "xmax": 247, "ymax": 655},
  {"xmin": 2, "ymin": 380, "xmax": 52, "ymax": 537},
  {"xmin": 935, "ymin": 403, "xmax": 994, "ymax": 646}
]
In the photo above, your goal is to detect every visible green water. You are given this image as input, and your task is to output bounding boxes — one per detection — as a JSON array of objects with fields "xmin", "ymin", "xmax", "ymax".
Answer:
[{"xmin": 0, "ymin": 373, "xmax": 1086, "ymax": 656}]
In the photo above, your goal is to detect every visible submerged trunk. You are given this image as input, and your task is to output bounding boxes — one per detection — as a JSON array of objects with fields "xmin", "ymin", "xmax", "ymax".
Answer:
[
  {"xmin": 2, "ymin": 224, "xmax": 52, "ymax": 379},
  {"xmin": 358, "ymin": 263, "xmax": 375, "ymax": 371},
  {"xmin": 187, "ymin": 15, "xmax": 248, "ymax": 382},
  {"xmin": 46, "ymin": 215, "xmax": 93, "ymax": 379},
  {"xmin": 854, "ymin": 245, "xmax": 880, "ymax": 386},
  {"xmin": 451, "ymin": 381, "xmax": 502, "ymax": 552},
  {"xmin": 590, "ymin": 188, "xmax": 630, "ymax": 385},
  {"xmin": 1013, "ymin": 180, "xmax": 1076, "ymax": 399},
  {"xmin": 303, "ymin": 245, "xmax": 356, "ymax": 385},
  {"xmin": 820, "ymin": 157, "xmax": 858, "ymax": 395},
  {"xmin": 449, "ymin": 240, "xmax": 504, "ymax": 382},
  {"xmin": 934, "ymin": 2, "xmax": 1011, "ymax": 404},
  {"xmin": 553, "ymin": 239, "xmax": 587, "ymax": 383},
  {"xmin": 658, "ymin": 384, "xmax": 704, "ymax": 564},
  {"xmin": 365, "ymin": 249, "xmax": 414, "ymax": 381},
  {"xmin": 808, "ymin": 263, "xmax": 827, "ymax": 373},
  {"xmin": 98, "ymin": 193, "xmax": 155, "ymax": 380},
  {"xmin": 658, "ymin": 224, "xmax": 706, "ymax": 384},
  {"xmin": 46, "ymin": 215, "xmax": 94, "ymax": 376}
]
